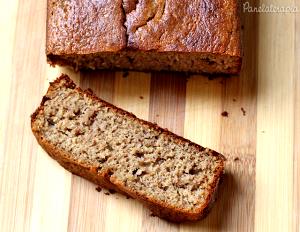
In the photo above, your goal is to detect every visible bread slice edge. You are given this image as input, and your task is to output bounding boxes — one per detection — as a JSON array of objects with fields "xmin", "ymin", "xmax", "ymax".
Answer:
[{"xmin": 31, "ymin": 74, "xmax": 225, "ymax": 222}]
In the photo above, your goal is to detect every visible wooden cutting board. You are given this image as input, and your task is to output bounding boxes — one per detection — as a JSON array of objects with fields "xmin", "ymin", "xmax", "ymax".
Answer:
[{"xmin": 0, "ymin": 0, "xmax": 299, "ymax": 231}]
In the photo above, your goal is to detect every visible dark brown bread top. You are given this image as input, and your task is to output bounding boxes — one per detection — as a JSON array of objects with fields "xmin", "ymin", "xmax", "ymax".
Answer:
[
  {"xmin": 47, "ymin": 0, "xmax": 241, "ymax": 58},
  {"xmin": 125, "ymin": 0, "xmax": 241, "ymax": 56},
  {"xmin": 46, "ymin": 0, "xmax": 126, "ymax": 55}
]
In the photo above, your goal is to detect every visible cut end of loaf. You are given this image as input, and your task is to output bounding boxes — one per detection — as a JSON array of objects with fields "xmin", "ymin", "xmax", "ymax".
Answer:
[
  {"xmin": 47, "ymin": 51, "xmax": 242, "ymax": 74},
  {"xmin": 31, "ymin": 74, "xmax": 225, "ymax": 221}
]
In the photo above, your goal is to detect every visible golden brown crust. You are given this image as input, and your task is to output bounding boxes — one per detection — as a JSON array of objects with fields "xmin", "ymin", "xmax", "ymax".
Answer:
[
  {"xmin": 46, "ymin": 0, "xmax": 242, "ymax": 74},
  {"xmin": 31, "ymin": 74, "xmax": 225, "ymax": 222},
  {"xmin": 125, "ymin": 0, "xmax": 241, "ymax": 56},
  {"xmin": 46, "ymin": 0, "xmax": 126, "ymax": 55}
]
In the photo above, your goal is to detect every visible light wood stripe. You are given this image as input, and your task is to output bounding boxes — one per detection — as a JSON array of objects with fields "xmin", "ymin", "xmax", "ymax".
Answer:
[
  {"xmin": 182, "ymin": 4, "xmax": 258, "ymax": 230},
  {"xmin": 182, "ymin": 77, "xmax": 256, "ymax": 232},
  {"xmin": 218, "ymin": 75, "xmax": 256, "ymax": 232},
  {"xmin": 0, "ymin": 3, "xmax": 19, "ymax": 230},
  {"xmin": 293, "ymin": 7, "xmax": 300, "ymax": 232},
  {"xmin": 149, "ymin": 73, "xmax": 187, "ymax": 136},
  {"xmin": 66, "ymin": 71, "xmax": 115, "ymax": 232},
  {"xmin": 146, "ymin": 73, "xmax": 187, "ymax": 232},
  {"xmin": 80, "ymin": 70, "xmax": 115, "ymax": 102},
  {"xmin": 181, "ymin": 77, "xmax": 223, "ymax": 232},
  {"xmin": 30, "ymin": 66, "xmax": 79, "ymax": 232},
  {"xmin": 183, "ymin": 77, "xmax": 222, "ymax": 151},
  {"xmin": 216, "ymin": 6, "xmax": 257, "ymax": 230},
  {"xmin": 0, "ymin": 0, "xmax": 18, "ymax": 161},
  {"xmin": 255, "ymin": 0, "xmax": 295, "ymax": 230},
  {"xmin": 104, "ymin": 71, "xmax": 150, "ymax": 232},
  {"xmin": 0, "ymin": 0, "xmax": 50, "ymax": 231}
]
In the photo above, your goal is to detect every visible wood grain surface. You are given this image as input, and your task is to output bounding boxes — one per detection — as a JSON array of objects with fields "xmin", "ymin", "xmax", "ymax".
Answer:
[{"xmin": 0, "ymin": 0, "xmax": 299, "ymax": 231}]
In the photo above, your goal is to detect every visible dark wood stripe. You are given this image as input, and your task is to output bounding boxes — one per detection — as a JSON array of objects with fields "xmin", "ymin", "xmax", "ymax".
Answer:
[
  {"xmin": 68, "ymin": 70, "xmax": 115, "ymax": 231},
  {"xmin": 142, "ymin": 72, "xmax": 187, "ymax": 231},
  {"xmin": 149, "ymin": 72, "xmax": 187, "ymax": 136}
]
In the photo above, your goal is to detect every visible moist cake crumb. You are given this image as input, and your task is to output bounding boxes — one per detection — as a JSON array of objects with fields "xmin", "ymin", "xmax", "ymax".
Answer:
[{"xmin": 31, "ymin": 74, "xmax": 225, "ymax": 222}]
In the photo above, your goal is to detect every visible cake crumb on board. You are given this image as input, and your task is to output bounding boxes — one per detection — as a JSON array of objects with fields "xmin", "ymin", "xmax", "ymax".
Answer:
[
  {"xmin": 95, "ymin": 186, "xmax": 102, "ymax": 192},
  {"xmin": 241, "ymin": 107, "xmax": 246, "ymax": 116},
  {"xmin": 221, "ymin": 111, "xmax": 229, "ymax": 117}
]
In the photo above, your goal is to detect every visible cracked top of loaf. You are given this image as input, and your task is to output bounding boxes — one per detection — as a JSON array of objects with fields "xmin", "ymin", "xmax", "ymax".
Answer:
[
  {"xmin": 46, "ymin": 0, "xmax": 126, "ymax": 55},
  {"xmin": 47, "ymin": 0, "xmax": 241, "ymax": 57},
  {"xmin": 125, "ymin": 0, "xmax": 241, "ymax": 56}
]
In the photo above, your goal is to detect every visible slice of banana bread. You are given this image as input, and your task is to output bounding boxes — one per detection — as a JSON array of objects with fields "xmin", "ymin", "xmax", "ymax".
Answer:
[
  {"xmin": 31, "ymin": 74, "xmax": 225, "ymax": 222},
  {"xmin": 46, "ymin": 0, "xmax": 241, "ymax": 74}
]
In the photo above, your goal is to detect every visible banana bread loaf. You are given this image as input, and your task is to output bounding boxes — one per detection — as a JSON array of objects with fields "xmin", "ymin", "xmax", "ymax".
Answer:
[
  {"xmin": 31, "ymin": 74, "xmax": 225, "ymax": 222},
  {"xmin": 46, "ymin": 0, "xmax": 242, "ymax": 74}
]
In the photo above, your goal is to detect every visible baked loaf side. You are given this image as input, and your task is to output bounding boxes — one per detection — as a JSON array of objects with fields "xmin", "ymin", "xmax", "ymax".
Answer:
[
  {"xmin": 46, "ymin": 0, "xmax": 242, "ymax": 74},
  {"xmin": 31, "ymin": 75, "xmax": 225, "ymax": 222}
]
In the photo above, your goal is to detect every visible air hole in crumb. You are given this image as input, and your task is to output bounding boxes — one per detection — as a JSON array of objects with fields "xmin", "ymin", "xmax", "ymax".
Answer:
[
  {"xmin": 203, "ymin": 58, "xmax": 216, "ymax": 66},
  {"xmin": 191, "ymin": 185, "xmax": 199, "ymax": 191},
  {"xmin": 134, "ymin": 152, "xmax": 144, "ymax": 158},
  {"xmin": 47, "ymin": 118, "xmax": 55, "ymax": 125},
  {"xmin": 107, "ymin": 170, "xmax": 113, "ymax": 176},
  {"xmin": 189, "ymin": 165, "xmax": 201, "ymax": 175},
  {"xmin": 155, "ymin": 157, "xmax": 165, "ymax": 165},
  {"xmin": 132, "ymin": 169, "xmax": 138, "ymax": 175},
  {"xmin": 74, "ymin": 129, "xmax": 84, "ymax": 136},
  {"xmin": 74, "ymin": 109, "xmax": 80, "ymax": 115},
  {"xmin": 96, "ymin": 156, "xmax": 108, "ymax": 164},
  {"xmin": 189, "ymin": 167, "xmax": 200, "ymax": 175},
  {"xmin": 105, "ymin": 144, "xmax": 113, "ymax": 151},
  {"xmin": 166, "ymin": 167, "xmax": 170, "ymax": 172},
  {"xmin": 139, "ymin": 161, "xmax": 150, "ymax": 167},
  {"xmin": 85, "ymin": 111, "xmax": 98, "ymax": 125}
]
